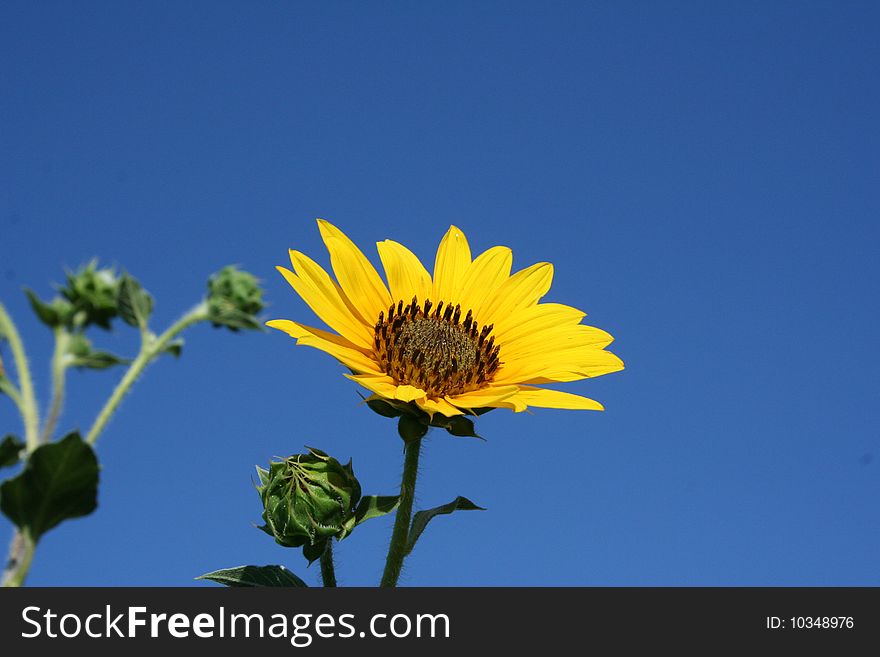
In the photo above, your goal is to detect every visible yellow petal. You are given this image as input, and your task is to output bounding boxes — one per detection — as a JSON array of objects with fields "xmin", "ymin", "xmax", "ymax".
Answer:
[
  {"xmin": 394, "ymin": 384, "xmax": 428, "ymax": 402},
  {"xmin": 457, "ymin": 246, "xmax": 513, "ymax": 315},
  {"xmin": 495, "ymin": 348, "xmax": 624, "ymax": 384},
  {"xmin": 267, "ymin": 319, "xmax": 382, "ymax": 375},
  {"xmin": 492, "ymin": 302, "xmax": 586, "ymax": 344},
  {"xmin": 502, "ymin": 324, "xmax": 615, "ymax": 362},
  {"xmin": 317, "ymin": 219, "xmax": 392, "ymax": 325},
  {"xmin": 417, "ymin": 397, "xmax": 464, "ymax": 417},
  {"xmin": 345, "ymin": 373, "xmax": 399, "ymax": 399},
  {"xmin": 280, "ymin": 256, "xmax": 373, "ymax": 350},
  {"xmin": 432, "ymin": 225, "xmax": 472, "ymax": 303},
  {"xmin": 446, "ymin": 385, "xmax": 521, "ymax": 410},
  {"xmin": 507, "ymin": 386, "xmax": 605, "ymax": 411},
  {"xmin": 478, "ymin": 262, "xmax": 553, "ymax": 329},
  {"xmin": 376, "ymin": 239, "xmax": 432, "ymax": 304}
]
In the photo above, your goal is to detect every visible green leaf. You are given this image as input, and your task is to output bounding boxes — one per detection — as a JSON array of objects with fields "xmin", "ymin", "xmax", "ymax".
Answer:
[
  {"xmin": 196, "ymin": 565, "xmax": 308, "ymax": 587},
  {"xmin": 0, "ymin": 432, "xmax": 99, "ymax": 542},
  {"xmin": 117, "ymin": 274, "xmax": 154, "ymax": 329},
  {"xmin": 405, "ymin": 496, "xmax": 485, "ymax": 556},
  {"xmin": 66, "ymin": 334, "xmax": 129, "ymax": 370},
  {"xmin": 342, "ymin": 495, "xmax": 399, "ymax": 534},
  {"xmin": 0, "ymin": 435, "xmax": 25, "ymax": 469},
  {"xmin": 354, "ymin": 495, "xmax": 399, "ymax": 525},
  {"xmin": 72, "ymin": 350, "xmax": 130, "ymax": 370},
  {"xmin": 162, "ymin": 338, "xmax": 184, "ymax": 358},
  {"xmin": 24, "ymin": 288, "xmax": 61, "ymax": 328}
]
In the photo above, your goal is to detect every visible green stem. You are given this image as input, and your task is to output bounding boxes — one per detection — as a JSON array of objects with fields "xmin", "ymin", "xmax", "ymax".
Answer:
[
  {"xmin": 0, "ymin": 371, "xmax": 24, "ymax": 412},
  {"xmin": 1, "ymin": 530, "xmax": 35, "ymax": 588},
  {"xmin": 320, "ymin": 541, "xmax": 337, "ymax": 587},
  {"xmin": 84, "ymin": 301, "xmax": 208, "ymax": 446},
  {"xmin": 0, "ymin": 302, "xmax": 40, "ymax": 451},
  {"xmin": 41, "ymin": 329, "xmax": 70, "ymax": 444},
  {"xmin": 380, "ymin": 437, "xmax": 422, "ymax": 587}
]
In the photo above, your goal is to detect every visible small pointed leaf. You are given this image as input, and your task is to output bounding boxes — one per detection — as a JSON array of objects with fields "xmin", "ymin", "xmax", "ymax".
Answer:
[
  {"xmin": 0, "ymin": 435, "xmax": 25, "ymax": 469},
  {"xmin": 117, "ymin": 274, "xmax": 154, "ymax": 329},
  {"xmin": 343, "ymin": 495, "xmax": 399, "ymax": 533},
  {"xmin": 196, "ymin": 565, "xmax": 308, "ymax": 587},
  {"xmin": 405, "ymin": 496, "xmax": 485, "ymax": 556},
  {"xmin": 24, "ymin": 288, "xmax": 61, "ymax": 328},
  {"xmin": 162, "ymin": 338, "xmax": 184, "ymax": 358}
]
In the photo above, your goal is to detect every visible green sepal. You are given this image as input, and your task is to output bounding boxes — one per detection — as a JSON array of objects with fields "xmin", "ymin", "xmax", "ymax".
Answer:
[
  {"xmin": 196, "ymin": 565, "xmax": 308, "ymax": 587},
  {"xmin": 430, "ymin": 414, "xmax": 483, "ymax": 439},
  {"xmin": 117, "ymin": 273, "xmax": 154, "ymax": 329},
  {"xmin": 404, "ymin": 496, "xmax": 485, "ymax": 556},
  {"xmin": 0, "ymin": 432, "xmax": 99, "ymax": 542},
  {"xmin": 301, "ymin": 541, "xmax": 326, "ymax": 565},
  {"xmin": 254, "ymin": 465, "xmax": 270, "ymax": 487},
  {"xmin": 0, "ymin": 435, "xmax": 25, "ymax": 469},
  {"xmin": 364, "ymin": 396, "xmax": 403, "ymax": 418},
  {"xmin": 365, "ymin": 394, "xmax": 490, "ymax": 439},
  {"xmin": 398, "ymin": 414, "xmax": 428, "ymax": 442}
]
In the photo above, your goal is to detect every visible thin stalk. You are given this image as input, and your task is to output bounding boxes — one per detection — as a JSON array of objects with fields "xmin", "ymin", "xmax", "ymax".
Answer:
[
  {"xmin": 0, "ymin": 302, "xmax": 40, "ymax": 450},
  {"xmin": 41, "ymin": 328, "xmax": 70, "ymax": 444},
  {"xmin": 84, "ymin": 301, "xmax": 208, "ymax": 446},
  {"xmin": 380, "ymin": 437, "xmax": 422, "ymax": 587},
  {"xmin": 1, "ymin": 530, "xmax": 35, "ymax": 588},
  {"xmin": 0, "ymin": 370, "xmax": 25, "ymax": 412},
  {"xmin": 320, "ymin": 541, "xmax": 337, "ymax": 587}
]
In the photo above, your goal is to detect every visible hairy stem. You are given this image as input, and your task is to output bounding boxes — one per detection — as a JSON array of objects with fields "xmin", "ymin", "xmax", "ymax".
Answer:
[
  {"xmin": 1, "ymin": 530, "xmax": 35, "ymax": 588},
  {"xmin": 0, "ymin": 302, "xmax": 40, "ymax": 450},
  {"xmin": 85, "ymin": 301, "xmax": 208, "ymax": 446},
  {"xmin": 41, "ymin": 328, "xmax": 70, "ymax": 444},
  {"xmin": 380, "ymin": 437, "xmax": 422, "ymax": 587},
  {"xmin": 320, "ymin": 541, "xmax": 337, "ymax": 587}
]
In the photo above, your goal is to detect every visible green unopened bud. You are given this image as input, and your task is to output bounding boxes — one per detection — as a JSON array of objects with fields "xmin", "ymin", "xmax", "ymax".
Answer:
[
  {"xmin": 206, "ymin": 266, "xmax": 265, "ymax": 331},
  {"xmin": 257, "ymin": 447, "xmax": 361, "ymax": 559},
  {"xmin": 60, "ymin": 260, "xmax": 121, "ymax": 329}
]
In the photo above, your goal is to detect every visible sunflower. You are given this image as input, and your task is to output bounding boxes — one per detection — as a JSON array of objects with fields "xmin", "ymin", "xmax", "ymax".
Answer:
[{"xmin": 268, "ymin": 220, "xmax": 623, "ymax": 418}]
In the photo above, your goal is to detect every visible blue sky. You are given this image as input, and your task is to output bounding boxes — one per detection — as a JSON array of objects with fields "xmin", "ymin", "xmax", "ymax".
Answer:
[{"xmin": 1, "ymin": 1, "xmax": 878, "ymax": 586}]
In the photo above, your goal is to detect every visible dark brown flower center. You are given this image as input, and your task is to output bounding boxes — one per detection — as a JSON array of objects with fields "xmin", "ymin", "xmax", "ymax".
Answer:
[{"xmin": 374, "ymin": 296, "xmax": 501, "ymax": 397}]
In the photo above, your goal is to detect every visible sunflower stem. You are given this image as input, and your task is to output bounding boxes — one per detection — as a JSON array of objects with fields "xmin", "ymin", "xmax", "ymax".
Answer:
[
  {"xmin": 41, "ymin": 328, "xmax": 70, "ymax": 444},
  {"xmin": 0, "ymin": 302, "xmax": 40, "ymax": 451},
  {"xmin": 380, "ymin": 436, "xmax": 422, "ymax": 587},
  {"xmin": 84, "ymin": 301, "xmax": 208, "ymax": 446},
  {"xmin": 320, "ymin": 541, "xmax": 337, "ymax": 587},
  {"xmin": 1, "ymin": 529, "xmax": 35, "ymax": 588}
]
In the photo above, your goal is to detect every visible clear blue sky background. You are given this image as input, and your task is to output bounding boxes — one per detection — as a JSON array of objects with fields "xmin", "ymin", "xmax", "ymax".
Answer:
[{"xmin": 1, "ymin": 2, "xmax": 878, "ymax": 586}]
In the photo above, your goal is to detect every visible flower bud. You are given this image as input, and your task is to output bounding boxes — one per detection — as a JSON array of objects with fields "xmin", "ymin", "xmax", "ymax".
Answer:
[
  {"xmin": 257, "ymin": 447, "xmax": 361, "ymax": 558},
  {"xmin": 59, "ymin": 260, "xmax": 122, "ymax": 329},
  {"xmin": 206, "ymin": 266, "xmax": 265, "ymax": 331}
]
